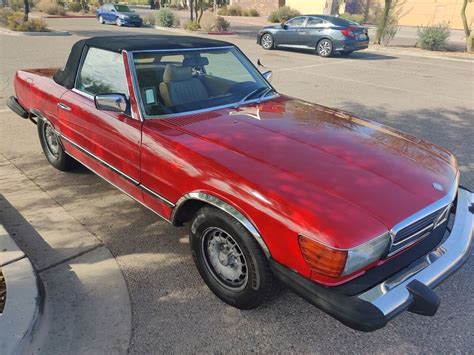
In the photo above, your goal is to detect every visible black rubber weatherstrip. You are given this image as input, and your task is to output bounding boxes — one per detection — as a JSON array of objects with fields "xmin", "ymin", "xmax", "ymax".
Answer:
[
  {"xmin": 7, "ymin": 96, "xmax": 29, "ymax": 119},
  {"xmin": 270, "ymin": 259, "xmax": 388, "ymax": 332}
]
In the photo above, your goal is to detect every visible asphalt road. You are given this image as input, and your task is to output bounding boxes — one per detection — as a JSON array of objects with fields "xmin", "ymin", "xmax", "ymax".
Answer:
[{"xmin": 1, "ymin": 17, "xmax": 473, "ymax": 353}]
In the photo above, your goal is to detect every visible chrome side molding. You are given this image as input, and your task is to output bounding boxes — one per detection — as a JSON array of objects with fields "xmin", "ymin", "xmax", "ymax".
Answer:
[{"xmin": 172, "ymin": 192, "xmax": 271, "ymax": 258}]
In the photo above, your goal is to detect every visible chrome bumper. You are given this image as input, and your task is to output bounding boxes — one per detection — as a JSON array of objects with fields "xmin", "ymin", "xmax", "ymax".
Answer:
[{"xmin": 359, "ymin": 188, "xmax": 474, "ymax": 319}]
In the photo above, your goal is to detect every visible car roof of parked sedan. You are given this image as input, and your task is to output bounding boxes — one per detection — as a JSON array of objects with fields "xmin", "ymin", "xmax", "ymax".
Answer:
[{"xmin": 84, "ymin": 35, "xmax": 233, "ymax": 53}]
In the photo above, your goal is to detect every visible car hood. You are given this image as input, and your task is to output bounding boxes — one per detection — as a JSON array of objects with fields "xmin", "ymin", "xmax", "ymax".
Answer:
[
  {"xmin": 159, "ymin": 96, "xmax": 458, "ymax": 244},
  {"xmin": 119, "ymin": 12, "xmax": 139, "ymax": 17}
]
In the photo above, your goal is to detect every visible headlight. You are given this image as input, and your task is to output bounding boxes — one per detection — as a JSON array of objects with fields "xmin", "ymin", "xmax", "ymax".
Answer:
[
  {"xmin": 119, "ymin": 15, "xmax": 128, "ymax": 19},
  {"xmin": 298, "ymin": 233, "xmax": 391, "ymax": 278}
]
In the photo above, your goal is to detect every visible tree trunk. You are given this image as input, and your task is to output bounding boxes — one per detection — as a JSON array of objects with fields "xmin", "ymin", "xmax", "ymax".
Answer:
[
  {"xmin": 461, "ymin": 0, "xmax": 471, "ymax": 51},
  {"xmin": 23, "ymin": 0, "xmax": 29, "ymax": 22},
  {"xmin": 375, "ymin": 0, "xmax": 392, "ymax": 44},
  {"xmin": 190, "ymin": 0, "xmax": 194, "ymax": 21},
  {"xmin": 364, "ymin": 0, "xmax": 371, "ymax": 22}
]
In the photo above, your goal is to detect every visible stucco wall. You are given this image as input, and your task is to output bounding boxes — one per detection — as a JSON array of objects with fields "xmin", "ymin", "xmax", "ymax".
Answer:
[{"xmin": 285, "ymin": 0, "xmax": 330, "ymax": 15}]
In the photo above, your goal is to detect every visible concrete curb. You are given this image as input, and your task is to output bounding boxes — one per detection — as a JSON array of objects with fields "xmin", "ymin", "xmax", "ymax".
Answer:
[
  {"xmin": 0, "ymin": 225, "xmax": 42, "ymax": 354},
  {"xmin": 0, "ymin": 27, "xmax": 70, "ymax": 36}
]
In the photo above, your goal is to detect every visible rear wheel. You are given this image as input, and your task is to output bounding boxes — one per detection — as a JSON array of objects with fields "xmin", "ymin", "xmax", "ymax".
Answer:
[
  {"xmin": 190, "ymin": 206, "xmax": 274, "ymax": 309},
  {"xmin": 316, "ymin": 39, "xmax": 333, "ymax": 57},
  {"xmin": 260, "ymin": 33, "xmax": 274, "ymax": 50},
  {"xmin": 38, "ymin": 119, "xmax": 76, "ymax": 171}
]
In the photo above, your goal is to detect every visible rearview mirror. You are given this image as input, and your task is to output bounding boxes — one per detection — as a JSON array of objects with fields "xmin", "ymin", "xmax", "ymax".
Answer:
[
  {"xmin": 94, "ymin": 93, "xmax": 128, "ymax": 113},
  {"xmin": 262, "ymin": 70, "xmax": 273, "ymax": 83}
]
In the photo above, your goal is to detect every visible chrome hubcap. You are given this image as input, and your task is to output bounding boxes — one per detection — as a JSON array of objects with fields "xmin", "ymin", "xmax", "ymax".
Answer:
[
  {"xmin": 261, "ymin": 34, "xmax": 272, "ymax": 49},
  {"xmin": 318, "ymin": 41, "xmax": 331, "ymax": 56},
  {"xmin": 202, "ymin": 227, "xmax": 248, "ymax": 291},
  {"xmin": 44, "ymin": 122, "xmax": 59, "ymax": 158}
]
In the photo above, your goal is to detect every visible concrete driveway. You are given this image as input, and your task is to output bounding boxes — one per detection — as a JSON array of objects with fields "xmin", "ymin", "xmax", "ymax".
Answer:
[{"xmin": 0, "ymin": 16, "xmax": 473, "ymax": 353}]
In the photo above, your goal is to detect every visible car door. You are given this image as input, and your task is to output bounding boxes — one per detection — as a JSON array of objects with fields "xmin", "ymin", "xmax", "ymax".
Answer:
[
  {"xmin": 104, "ymin": 4, "xmax": 115, "ymax": 22},
  {"xmin": 298, "ymin": 16, "xmax": 326, "ymax": 47},
  {"xmin": 277, "ymin": 16, "xmax": 307, "ymax": 45},
  {"xmin": 57, "ymin": 47, "xmax": 143, "ymax": 196}
]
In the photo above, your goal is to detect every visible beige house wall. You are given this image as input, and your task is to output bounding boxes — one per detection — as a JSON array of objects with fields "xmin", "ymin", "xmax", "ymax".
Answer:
[{"xmin": 285, "ymin": 0, "xmax": 329, "ymax": 14}]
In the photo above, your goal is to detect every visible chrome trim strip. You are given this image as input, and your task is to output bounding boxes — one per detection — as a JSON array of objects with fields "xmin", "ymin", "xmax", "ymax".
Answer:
[
  {"xmin": 359, "ymin": 188, "xmax": 473, "ymax": 318},
  {"xmin": 141, "ymin": 185, "xmax": 175, "ymax": 208},
  {"xmin": 172, "ymin": 192, "xmax": 271, "ymax": 258},
  {"xmin": 60, "ymin": 134, "xmax": 140, "ymax": 186},
  {"xmin": 392, "ymin": 223, "xmax": 433, "ymax": 247},
  {"xmin": 72, "ymin": 88, "xmax": 94, "ymax": 101},
  {"xmin": 65, "ymin": 151, "xmax": 172, "ymax": 224}
]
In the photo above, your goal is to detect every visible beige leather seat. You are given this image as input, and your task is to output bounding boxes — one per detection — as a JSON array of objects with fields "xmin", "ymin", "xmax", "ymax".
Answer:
[{"xmin": 159, "ymin": 64, "xmax": 209, "ymax": 107}]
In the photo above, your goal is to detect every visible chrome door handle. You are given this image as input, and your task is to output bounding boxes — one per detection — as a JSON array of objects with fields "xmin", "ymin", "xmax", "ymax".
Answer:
[{"xmin": 57, "ymin": 103, "xmax": 71, "ymax": 112}]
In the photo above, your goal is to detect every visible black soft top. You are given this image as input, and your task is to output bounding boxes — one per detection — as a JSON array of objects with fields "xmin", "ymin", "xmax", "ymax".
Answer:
[{"xmin": 53, "ymin": 35, "xmax": 233, "ymax": 89}]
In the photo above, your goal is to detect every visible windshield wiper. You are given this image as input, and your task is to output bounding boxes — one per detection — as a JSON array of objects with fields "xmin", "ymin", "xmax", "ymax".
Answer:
[
  {"xmin": 256, "ymin": 87, "xmax": 275, "ymax": 103},
  {"xmin": 234, "ymin": 87, "xmax": 266, "ymax": 108}
]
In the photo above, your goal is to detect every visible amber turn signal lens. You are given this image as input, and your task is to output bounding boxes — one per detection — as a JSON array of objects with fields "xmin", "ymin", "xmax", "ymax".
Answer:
[{"xmin": 298, "ymin": 235, "xmax": 348, "ymax": 278}]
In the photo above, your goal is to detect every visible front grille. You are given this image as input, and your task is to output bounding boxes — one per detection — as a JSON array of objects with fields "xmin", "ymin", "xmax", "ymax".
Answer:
[{"xmin": 389, "ymin": 204, "xmax": 451, "ymax": 256}]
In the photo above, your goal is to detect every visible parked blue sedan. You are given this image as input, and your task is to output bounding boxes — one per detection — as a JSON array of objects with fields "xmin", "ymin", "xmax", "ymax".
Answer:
[
  {"xmin": 96, "ymin": 4, "xmax": 143, "ymax": 27},
  {"xmin": 257, "ymin": 15, "xmax": 369, "ymax": 57}
]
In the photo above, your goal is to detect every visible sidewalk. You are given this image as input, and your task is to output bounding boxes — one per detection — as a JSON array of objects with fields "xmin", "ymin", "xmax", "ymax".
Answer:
[{"xmin": 0, "ymin": 154, "xmax": 132, "ymax": 353}]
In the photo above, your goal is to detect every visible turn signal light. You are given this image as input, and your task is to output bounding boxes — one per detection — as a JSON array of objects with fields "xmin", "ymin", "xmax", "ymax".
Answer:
[{"xmin": 298, "ymin": 235, "xmax": 347, "ymax": 278}]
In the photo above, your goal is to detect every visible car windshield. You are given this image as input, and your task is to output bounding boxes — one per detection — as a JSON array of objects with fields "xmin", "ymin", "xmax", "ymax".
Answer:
[
  {"xmin": 133, "ymin": 47, "xmax": 273, "ymax": 117},
  {"xmin": 114, "ymin": 5, "xmax": 132, "ymax": 12}
]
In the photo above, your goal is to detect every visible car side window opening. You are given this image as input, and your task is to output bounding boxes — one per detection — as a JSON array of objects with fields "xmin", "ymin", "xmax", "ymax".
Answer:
[
  {"xmin": 76, "ymin": 47, "xmax": 129, "ymax": 97},
  {"xmin": 133, "ymin": 47, "xmax": 272, "ymax": 117},
  {"xmin": 285, "ymin": 17, "xmax": 306, "ymax": 28},
  {"xmin": 306, "ymin": 17, "xmax": 324, "ymax": 28}
]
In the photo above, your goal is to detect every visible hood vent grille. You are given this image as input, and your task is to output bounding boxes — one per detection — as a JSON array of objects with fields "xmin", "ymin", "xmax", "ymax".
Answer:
[{"xmin": 163, "ymin": 111, "xmax": 220, "ymax": 127}]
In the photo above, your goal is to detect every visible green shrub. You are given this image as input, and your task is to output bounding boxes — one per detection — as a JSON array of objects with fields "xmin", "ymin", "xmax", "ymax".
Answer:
[
  {"xmin": 68, "ymin": 2, "xmax": 82, "ymax": 12},
  {"xmin": 417, "ymin": 23, "xmax": 450, "ymax": 51},
  {"xmin": 7, "ymin": 11, "xmax": 48, "ymax": 31},
  {"xmin": 246, "ymin": 9, "xmax": 259, "ymax": 17},
  {"xmin": 183, "ymin": 20, "xmax": 199, "ymax": 31},
  {"xmin": 268, "ymin": 6, "xmax": 300, "ymax": 23},
  {"xmin": 156, "ymin": 8, "xmax": 179, "ymax": 27},
  {"xmin": 218, "ymin": 5, "xmax": 253, "ymax": 16},
  {"xmin": 339, "ymin": 13, "xmax": 364, "ymax": 24},
  {"xmin": 143, "ymin": 13, "xmax": 156, "ymax": 26},
  {"xmin": 217, "ymin": 5, "xmax": 228, "ymax": 16},
  {"xmin": 214, "ymin": 16, "xmax": 230, "ymax": 32}
]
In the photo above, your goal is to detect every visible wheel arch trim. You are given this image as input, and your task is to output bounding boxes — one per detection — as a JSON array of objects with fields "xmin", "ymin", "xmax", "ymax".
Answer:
[{"xmin": 172, "ymin": 192, "xmax": 271, "ymax": 258}]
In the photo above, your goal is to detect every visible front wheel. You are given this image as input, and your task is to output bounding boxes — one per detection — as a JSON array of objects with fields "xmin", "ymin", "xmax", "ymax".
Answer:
[
  {"xmin": 116, "ymin": 17, "xmax": 122, "ymax": 26},
  {"xmin": 316, "ymin": 39, "xmax": 333, "ymax": 57},
  {"xmin": 260, "ymin": 33, "xmax": 274, "ymax": 50},
  {"xmin": 38, "ymin": 119, "xmax": 76, "ymax": 171},
  {"xmin": 98, "ymin": 15, "xmax": 105, "ymax": 24},
  {"xmin": 190, "ymin": 206, "xmax": 274, "ymax": 309}
]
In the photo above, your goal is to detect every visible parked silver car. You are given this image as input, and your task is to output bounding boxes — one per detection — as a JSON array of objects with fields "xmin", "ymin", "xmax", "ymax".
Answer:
[{"xmin": 257, "ymin": 15, "xmax": 369, "ymax": 57}]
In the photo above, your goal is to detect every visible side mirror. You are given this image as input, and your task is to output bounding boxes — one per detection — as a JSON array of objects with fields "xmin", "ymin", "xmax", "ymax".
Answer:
[
  {"xmin": 111, "ymin": 8, "xmax": 116, "ymax": 12},
  {"xmin": 281, "ymin": 23, "xmax": 288, "ymax": 29},
  {"xmin": 262, "ymin": 70, "xmax": 273, "ymax": 83},
  {"xmin": 94, "ymin": 93, "xmax": 128, "ymax": 113}
]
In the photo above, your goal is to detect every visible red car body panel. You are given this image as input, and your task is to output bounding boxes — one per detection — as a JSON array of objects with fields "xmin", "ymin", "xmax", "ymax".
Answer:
[{"xmin": 13, "ymin": 57, "xmax": 458, "ymax": 286}]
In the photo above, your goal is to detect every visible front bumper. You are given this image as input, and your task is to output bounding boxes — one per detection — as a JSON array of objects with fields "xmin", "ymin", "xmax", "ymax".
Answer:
[
  {"xmin": 118, "ymin": 17, "xmax": 142, "ymax": 26},
  {"xmin": 271, "ymin": 188, "xmax": 473, "ymax": 331}
]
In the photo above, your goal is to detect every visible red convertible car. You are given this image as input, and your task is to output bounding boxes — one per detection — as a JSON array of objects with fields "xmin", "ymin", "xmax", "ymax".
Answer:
[{"xmin": 8, "ymin": 35, "xmax": 473, "ymax": 331}]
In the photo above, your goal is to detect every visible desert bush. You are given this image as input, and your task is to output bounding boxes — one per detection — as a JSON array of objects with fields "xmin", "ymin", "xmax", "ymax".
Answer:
[
  {"xmin": 268, "ymin": 6, "xmax": 300, "ymax": 23},
  {"xmin": 0, "ymin": 8, "xmax": 12, "ymax": 27},
  {"xmin": 417, "ymin": 23, "xmax": 450, "ymax": 51},
  {"xmin": 245, "ymin": 8, "xmax": 259, "ymax": 17},
  {"xmin": 156, "ymin": 8, "xmax": 179, "ymax": 27},
  {"xmin": 37, "ymin": 0, "xmax": 66, "ymax": 15},
  {"xmin": 183, "ymin": 20, "xmax": 199, "ymax": 31},
  {"xmin": 143, "ymin": 13, "xmax": 156, "ymax": 26},
  {"xmin": 68, "ymin": 2, "xmax": 82, "ymax": 12},
  {"xmin": 339, "ymin": 13, "xmax": 364, "ymax": 24},
  {"xmin": 7, "ymin": 11, "xmax": 48, "ymax": 31},
  {"xmin": 214, "ymin": 16, "xmax": 229, "ymax": 32}
]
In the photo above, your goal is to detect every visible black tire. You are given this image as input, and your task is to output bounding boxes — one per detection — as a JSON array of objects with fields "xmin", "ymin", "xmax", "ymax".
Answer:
[
  {"xmin": 116, "ymin": 17, "xmax": 122, "ymax": 26},
  {"xmin": 98, "ymin": 15, "xmax": 105, "ymax": 24},
  {"xmin": 190, "ymin": 206, "xmax": 274, "ymax": 309},
  {"xmin": 38, "ymin": 119, "xmax": 76, "ymax": 171},
  {"xmin": 316, "ymin": 38, "xmax": 334, "ymax": 57},
  {"xmin": 260, "ymin": 33, "xmax": 274, "ymax": 50}
]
